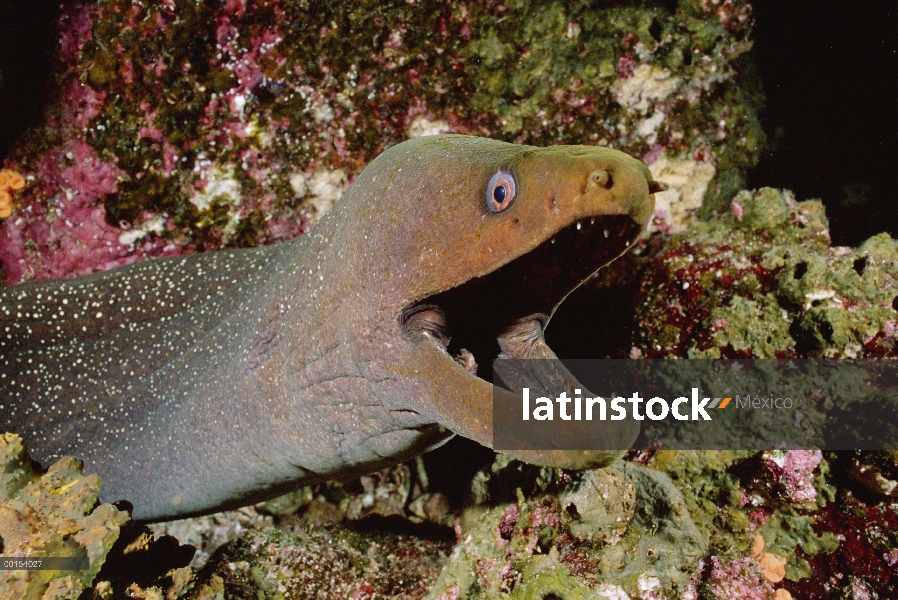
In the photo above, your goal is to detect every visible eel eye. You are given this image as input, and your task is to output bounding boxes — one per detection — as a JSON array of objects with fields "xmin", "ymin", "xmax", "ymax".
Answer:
[{"xmin": 486, "ymin": 171, "xmax": 517, "ymax": 213}]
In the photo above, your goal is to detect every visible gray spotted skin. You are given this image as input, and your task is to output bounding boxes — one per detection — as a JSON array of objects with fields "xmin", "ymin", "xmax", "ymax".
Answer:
[
  {"xmin": 1, "ymin": 234, "xmax": 445, "ymax": 520},
  {"xmin": 1, "ymin": 136, "xmax": 656, "ymax": 521},
  {"xmin": 2, "ymin": 246, "xmax": 283, "ymax": 457}
]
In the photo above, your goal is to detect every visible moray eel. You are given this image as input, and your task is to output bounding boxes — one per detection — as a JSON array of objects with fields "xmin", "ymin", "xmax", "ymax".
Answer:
[{"xmin": 0, "ymin": 135, "xmax": 661, "ymax": 521}]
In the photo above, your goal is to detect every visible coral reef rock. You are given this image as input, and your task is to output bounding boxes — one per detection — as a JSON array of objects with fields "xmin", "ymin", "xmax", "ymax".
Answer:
[
  {"xmin": 2, "ymin": 0, "xmax": 761, "ymax": 285},
  {"xmin": 634, "ymin": 187, "xmax": 898, "ymax": 359},
  {"xmin": 0, "ymin": 433, "xmax": 196, "ymax": 599},
  {"xmin": 428, "ymin": 456, "xmax": 705, "ymax": 599},
  {"xmin": 191, "ymin": 520, "xmax": 452, "ymax": 600}
]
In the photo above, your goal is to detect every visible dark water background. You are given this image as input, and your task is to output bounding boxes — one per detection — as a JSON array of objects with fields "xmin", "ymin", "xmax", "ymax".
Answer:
[{"xmin": 749, "ymin": 0, "xmax": 897, "ymax": 246}]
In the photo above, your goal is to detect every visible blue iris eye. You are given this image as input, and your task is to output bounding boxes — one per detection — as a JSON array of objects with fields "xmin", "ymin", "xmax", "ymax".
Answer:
[{"xmin": 486, "ymin": 170, "xmax": 517, "ymax": 213}]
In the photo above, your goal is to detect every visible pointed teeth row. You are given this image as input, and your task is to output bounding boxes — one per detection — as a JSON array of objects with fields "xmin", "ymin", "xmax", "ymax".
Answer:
[
  {"xmin": 547, "ymin": 218, "xmax": 636, "ymax": 245},
  {"xmin": 574, "ymin": 217, "xmax": 598, "ymax": 232}
]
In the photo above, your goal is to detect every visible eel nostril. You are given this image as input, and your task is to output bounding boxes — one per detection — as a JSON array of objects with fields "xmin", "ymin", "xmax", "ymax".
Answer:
[{"xmin": 588, "ymin": 169, "xmax": 612, "ymax": 190}]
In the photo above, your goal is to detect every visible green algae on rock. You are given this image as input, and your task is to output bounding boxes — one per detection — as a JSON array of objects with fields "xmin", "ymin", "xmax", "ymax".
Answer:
[
  {"xmin": 192, "ymin": 520, "xmax": 452, "ymax": 600},
  {"xmin": 648, "ymin": 450, "xmax": 837, "ymax": 576},
  {"xmin": 634, "ymin": 187, "xmax": 898, "ymax": 359},
  {"xmin": 427, "ymin": 456, "xmax": 704, "ymax": 599}
]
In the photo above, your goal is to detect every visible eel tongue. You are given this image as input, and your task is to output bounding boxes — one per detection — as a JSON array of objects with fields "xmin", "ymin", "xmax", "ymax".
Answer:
[{"xmin": 494, "ymin": 316, "xmax": 585, "ymax": 399}]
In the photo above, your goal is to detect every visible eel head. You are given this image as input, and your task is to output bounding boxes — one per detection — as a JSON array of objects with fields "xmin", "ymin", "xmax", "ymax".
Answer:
[{"xmin": 344, "ymin": 136, "xmax": 664, "ymax": 469}]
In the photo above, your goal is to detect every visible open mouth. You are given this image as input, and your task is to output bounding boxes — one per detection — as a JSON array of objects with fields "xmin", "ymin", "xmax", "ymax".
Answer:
[{"xmin": 401, "ymin": 214, "xmax": 643, "ymax": 383}]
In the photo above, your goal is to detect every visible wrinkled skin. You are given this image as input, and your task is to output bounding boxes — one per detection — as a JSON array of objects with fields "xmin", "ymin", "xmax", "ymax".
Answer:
[{"xmin": 0, "ymin": 136, "xmax": 658, "ymax": 521}]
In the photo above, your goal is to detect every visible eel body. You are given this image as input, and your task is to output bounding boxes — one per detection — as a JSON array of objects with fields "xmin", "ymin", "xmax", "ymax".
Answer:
[{"xmin": 1, "ymin": 135, "xmax": 659, "ymax": 521}]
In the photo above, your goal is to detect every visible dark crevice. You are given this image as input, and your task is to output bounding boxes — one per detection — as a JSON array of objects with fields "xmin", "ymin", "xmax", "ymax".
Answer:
[
  {"xmin": 420, "ymin": 436, "xmax": 494, "ymax": 508},
  {"xmin": 748, "ymin": 0, "xmax": 898, "ymax": 246},
  {"xmin": 0, "ymin": 0, "xmax": 61, "ymax": 158},
  {"xmin": 545, "ymin": 278, "xmax": 641, "ymax": 359},
  {"xmin": 648, "ymin": 18, "xmax": 662, "ymax": 42}
]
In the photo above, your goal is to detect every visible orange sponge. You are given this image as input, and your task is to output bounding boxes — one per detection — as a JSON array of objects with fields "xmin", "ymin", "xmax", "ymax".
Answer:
[
  {"xmin": 0, "ymin": 190, "xmax": 11, "ymax": 218},
  {"xmin": 0, "ymin": 168, "xmax": 25, "ymax": 218}
]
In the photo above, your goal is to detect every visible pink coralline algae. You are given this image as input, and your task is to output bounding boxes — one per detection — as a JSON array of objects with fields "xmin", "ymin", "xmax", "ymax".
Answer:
[
  {"xmin": 496, "ymin": 504, "xmax": 520, "ymax": 542},
  {"xmin": 0, "ymin": 140, "xmax": 177, "ymax": 285},
  {"xmin": 56, "ymin": 141, "xmax": 120, "ymax": 198},
  {"xmin": 760, "ymin": 449, "xmax": 823, "ymax": 505},
  {"xmin": 705, "ymin": 555, "xmax": 776, "ymax": 600},
  {"xmin": 884, "ymin": 548, "xmax": 898, "ymax": 567},
  {"xmin": 58, "ymin": 0, "xmax": 92, "ymax": 64},
  {"xmin": 0, "ymin": 54, "xmax": 184, "ymax": 285},
  {"xmin": 616, "ymin": 54, "xmax": 637, "ymax": 78}
]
